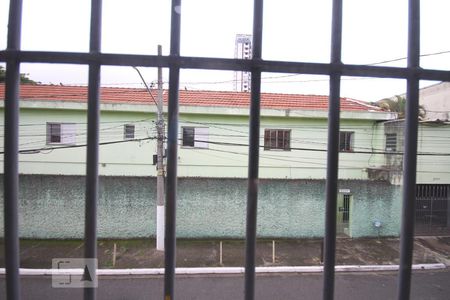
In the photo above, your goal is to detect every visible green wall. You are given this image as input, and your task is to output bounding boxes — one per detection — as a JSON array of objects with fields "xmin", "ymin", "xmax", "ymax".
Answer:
[
  {"xmin": 0, "ymin": 106, "xmax": 393, "ymax": 180},
  {"xmin": 0, "ymin": 175, "xmax": 401, "ymax": 239}
]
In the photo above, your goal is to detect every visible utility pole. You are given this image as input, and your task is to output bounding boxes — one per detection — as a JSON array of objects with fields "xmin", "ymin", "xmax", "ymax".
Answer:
[
  {"xmin": 156, "ymin": 45, "xmax": 165, "ymax": 251},
  {"xmin": 132, "ymin": 47, "xmax": 165, "ymax": 251}
]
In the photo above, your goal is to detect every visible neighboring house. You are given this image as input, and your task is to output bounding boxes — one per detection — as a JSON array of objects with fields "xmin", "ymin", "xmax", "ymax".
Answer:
[
  {"xmin": 0, "ymin": 84, "xmax": 448, "ymax": 239},
  {"xmin": 368, "ymin": 119, "xmax": 450, "ymax": 235},
  {"xmin": 419, "ymin": 81, "xmax": 450, "ymax": 121}
]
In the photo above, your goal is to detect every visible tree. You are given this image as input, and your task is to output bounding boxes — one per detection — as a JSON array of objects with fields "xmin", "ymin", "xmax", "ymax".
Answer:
[
  {"xmin": 0, "ymin": 65, "xmax": 40, "ymax": 84},
  {"xmin": 376, "ymin": 95, "xmax": 426, "ymax": 120}
]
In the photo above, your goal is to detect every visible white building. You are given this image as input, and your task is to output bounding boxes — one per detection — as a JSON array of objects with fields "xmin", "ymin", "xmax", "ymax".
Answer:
[
  {"xmin": 419, "ymin": 82, "xmax": 450, "ymax": 121},
  {"xmin": 234, "ymin": 34, "xmax": 252, "ymax": 92}
]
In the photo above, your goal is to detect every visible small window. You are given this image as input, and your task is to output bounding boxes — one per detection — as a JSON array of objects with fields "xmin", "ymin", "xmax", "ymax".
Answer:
[
  {"xmin": 339, "ymin": 131, "xmax": 354, "ymax": 152},
  {"xmin": 182, "ymin": 127, "xmax": 209, "ymax": 148},
  {"xmin": 264, "ymin": 129, "xmax": 291, "ymax": 150},
  {"xmin": 385, "ymin": 133, "xmax": 397, "ymax": 152},
  {"xmin": 124, "ymin": 124, "xmax": 135, "ymax": 140},
  {"xmin": 46, "ymin": 123, "xmax": 76, "ymax": 144}
]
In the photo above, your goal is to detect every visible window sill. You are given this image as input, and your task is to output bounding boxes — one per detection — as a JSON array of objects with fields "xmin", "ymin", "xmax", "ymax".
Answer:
[
  {"xmin": 180, "ymin": 146, "xmax": 209, "ymax": 149},
  {"xmin": 46, "ymin": 142, "xmax": 76, "ymax": 146},
  {"xmin": 264, "ymin": 148, "xmax": 291, "ymax": 151}
]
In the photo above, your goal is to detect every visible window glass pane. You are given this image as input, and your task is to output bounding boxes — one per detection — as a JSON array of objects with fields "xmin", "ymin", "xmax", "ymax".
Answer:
[
  {"xmin": 194, "ymin": 127, "xmax": 209, "ymax": 149},
  {"xmin": 48, "ymin": 123, "xmax": 61, "ymax": 143},
  {"xmin": 284, "ymin": 131, "xmax": 290, "ymax": 150},
  {"xmin": 61, "ymin": 123, "xmax": 76, "ymax": 144},
  {"xmin": 264, "ymin": 130, "xmax": 270, "ymax": 150},
  {"xmin": 270, "ymin": 130, "xmax": 277, "ymax": 149},
  {"xmin": 124, "ymin": 124, "xmax": 135, "ymax": 140},
  {"xmin": 182, "ymin": 127, "xmax": 195, "ymax": 147},
  {"xmin": 339, "ymin": 131, "xmax": 353, "ymax": 152},
  {"xmin": 277, "ymin": 130, "xmax": 284, "ymax": 149},
  {"xmin": 339, "ymin": 132, "xmax": 346, "ymax": 151}
]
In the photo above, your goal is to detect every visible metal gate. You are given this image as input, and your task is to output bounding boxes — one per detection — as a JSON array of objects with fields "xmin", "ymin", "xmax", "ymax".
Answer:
[
  {"xmin": 336, "ymin": 193, "xmax": 351, "ymax": 236},
  {"xmin": 415, "ymin": 184, "xmax": 450, "ymax": 236},
  {"xmin": 2, "ymin": 0, "xmax": 450, "ymax": 300}
]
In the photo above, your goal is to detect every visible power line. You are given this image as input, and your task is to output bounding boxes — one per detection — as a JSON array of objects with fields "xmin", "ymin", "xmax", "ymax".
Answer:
[
  {"xmin": 367, "ymin": 49, "xmax": 450, "ymax": 66},
  {"xmin": 3, "ymin": 136, "xmax": 156, "ymax": 155},
  {"xmin": 195, "ymin": 138, "xmax": 450, "ymax": 156}
]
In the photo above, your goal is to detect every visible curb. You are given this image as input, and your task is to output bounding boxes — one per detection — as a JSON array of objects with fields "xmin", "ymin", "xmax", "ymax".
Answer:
[{"xmin": 0, "ymin": 263, "xmax": 446, "ymax": 276}]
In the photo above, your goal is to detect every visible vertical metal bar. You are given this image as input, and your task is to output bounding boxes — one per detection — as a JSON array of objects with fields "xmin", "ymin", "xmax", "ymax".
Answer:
[
  {"xmin": 164, "ymin": 0, "xmax": 181, "ymax": 299},
  {"xmin": 323, "ymin": 0, "xmax": 343, "ymax": 299},
  {"xmin": 156, "ymin": 45, "xmax": 166, "ymax": 251},
  {"xmin": 397, "ymin": 0, "xmax": 420, "ymax": 299},
  {"xmin": 3, "ymin": 1, "xmax": 23, "ymax": 299},
  {"xmin": 84, "ymin": 1, "xmax": 102, "ymax": 300},
  {"xmin": 244, "ymin": 1, "xmax": 263, "ymax": 299}
]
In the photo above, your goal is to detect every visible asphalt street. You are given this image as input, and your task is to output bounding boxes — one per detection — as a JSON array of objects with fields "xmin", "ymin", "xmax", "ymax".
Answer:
[{"xmin": 1, "ymin": 269, "xmax": 449, "ymax": 300}]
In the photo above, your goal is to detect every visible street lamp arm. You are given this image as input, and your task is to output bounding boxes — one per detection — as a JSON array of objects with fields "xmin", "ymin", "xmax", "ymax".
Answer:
[{"xmin": 132, "ymin": 66, "xmax": 159, "ymax": 107}]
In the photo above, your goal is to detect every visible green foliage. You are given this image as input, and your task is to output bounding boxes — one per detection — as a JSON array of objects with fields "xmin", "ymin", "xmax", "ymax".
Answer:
[
  {"xmin": 0, "ymin": 65, "xmax": 40, "ymax": 84},
  {"xmin": 376, "ymin": 95, "xmax": 426, "ymax": 120}
]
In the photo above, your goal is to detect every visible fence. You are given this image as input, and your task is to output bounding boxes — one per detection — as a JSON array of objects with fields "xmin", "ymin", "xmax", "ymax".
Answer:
[{"xmin": 2, "ymin": 0, "xmax": 450, "ymax": 300}]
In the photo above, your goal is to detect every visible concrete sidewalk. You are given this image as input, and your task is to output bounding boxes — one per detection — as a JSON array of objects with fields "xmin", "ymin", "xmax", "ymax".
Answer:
[{"xmin": 0, "ymin": 237, "xmax": 449, "ymax": 269}]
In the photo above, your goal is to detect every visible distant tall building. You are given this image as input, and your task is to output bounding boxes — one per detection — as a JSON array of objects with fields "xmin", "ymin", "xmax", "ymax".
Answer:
[{"xmin": 234, "ymin": 34, "xmax": 252, "ymax": 92}]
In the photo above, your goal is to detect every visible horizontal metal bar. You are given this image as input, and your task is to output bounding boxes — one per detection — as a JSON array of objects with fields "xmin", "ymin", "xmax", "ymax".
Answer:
[{"xmin": 1, "ymin": 50, "xmax": 450, "ymax": 81}]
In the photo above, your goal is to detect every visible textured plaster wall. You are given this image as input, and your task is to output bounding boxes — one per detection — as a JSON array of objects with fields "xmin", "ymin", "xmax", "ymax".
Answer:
[
  {"xmin": 339, "ymin": 180, "xmax": 402, "ymax": 237},
  {"xmin": 0, "ymin": 175, "xmax": 155, "ymax": 239},
  {"xmin": 0, "ymin": 175, "xmax": 401, "ymax": 239}
]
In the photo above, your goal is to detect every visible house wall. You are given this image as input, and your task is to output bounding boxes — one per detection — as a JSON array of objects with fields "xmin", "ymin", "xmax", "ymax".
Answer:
[
  {"xmin": 419, "ymin": 82, "xmax": 450, "ymax": 121},
  {"xmin": 0, "ymin": 175, "xmax": 401, "ymax": 239},
  {"xmin": 382, "ymin": 120, "xmax": 450, "ymax": 185},
  {"xmin": 177, "ymin": 113, "xmax": 386, "ymax": 180},
  {"xmin": 0, "ymin": 104, "xmax": 388, "ymax": 180},
  {"xmin": 6, "ymin": 107, "xmax": 158, "ymax": 176},
  {"xmin": 416, "ymin": 122, "xmax": 450, "ymax": 184}
]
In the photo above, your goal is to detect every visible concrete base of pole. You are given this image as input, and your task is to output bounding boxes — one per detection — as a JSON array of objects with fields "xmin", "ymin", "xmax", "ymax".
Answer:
[{"xmin": 156, "ymin": 205, "xmax": 165, "ymax": 251}]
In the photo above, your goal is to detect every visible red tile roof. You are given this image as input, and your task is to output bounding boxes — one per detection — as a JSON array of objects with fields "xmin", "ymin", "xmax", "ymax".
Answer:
[{"xmin": 0, "ymin": 84, "xmax": 381, "ymax": 112}]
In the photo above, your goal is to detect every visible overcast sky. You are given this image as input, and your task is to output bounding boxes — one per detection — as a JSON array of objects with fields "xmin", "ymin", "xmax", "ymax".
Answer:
[{"xmin": 1, "ymin": 0, "xmax": 450, "ymax": 102}]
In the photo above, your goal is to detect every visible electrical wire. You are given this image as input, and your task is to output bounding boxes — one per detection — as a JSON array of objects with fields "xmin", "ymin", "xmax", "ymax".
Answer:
[{"xmin": 4, "ymin": 136, "xmax": 157, "ymax": 155}]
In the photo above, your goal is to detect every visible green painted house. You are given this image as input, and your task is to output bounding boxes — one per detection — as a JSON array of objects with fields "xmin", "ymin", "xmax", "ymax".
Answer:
[{"xmin": 0, "ymin": 84, "xmax": 449, "ymax": 238}]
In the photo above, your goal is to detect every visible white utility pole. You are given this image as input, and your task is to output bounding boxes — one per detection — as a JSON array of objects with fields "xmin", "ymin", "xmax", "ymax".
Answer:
[
  {"xmin": 132, "ymin": 47, "xmax": 165, "ymax": 251},
  {"xmin": 156, "ymin": 45, "xmax": 165, "ymax": 251}
]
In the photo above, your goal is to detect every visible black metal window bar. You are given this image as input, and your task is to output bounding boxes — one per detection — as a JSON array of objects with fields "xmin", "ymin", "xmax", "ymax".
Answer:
[{"xmin": 2, "ymin": 0, "xmax": 450, "ymax": 300}]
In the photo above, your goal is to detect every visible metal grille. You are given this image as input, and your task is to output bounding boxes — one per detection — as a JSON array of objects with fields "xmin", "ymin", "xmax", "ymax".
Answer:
[
  {"xmin": 263, "ymin": 129, "xmax": 291, "ymax": 150},
  {"xmin": 386, "ymin": 133, "xmax": 398, "ymax": 152},
  {"xmin": 123, "ymin": 124, "xmax": 135, "ymax": 140},
  {"xmin": 342, "ymin": 194, "xmax": 350, "ymax": 223},
  {"xmin": 415, "ymin": 184, "xmax": 450, "ymax": 235},
  {"xmin": 338, "ymin": 131, "xmax": 354, "ymax": 152},
  {"xmin": 2, "ymin": 1, "xmax": 450, "ymax": 300}
]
